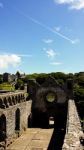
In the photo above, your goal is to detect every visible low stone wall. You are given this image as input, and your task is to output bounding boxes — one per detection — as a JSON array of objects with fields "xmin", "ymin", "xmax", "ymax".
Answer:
[{"xmin": 63, "ymin": 99, "xmax": 84, "ymax": 150}]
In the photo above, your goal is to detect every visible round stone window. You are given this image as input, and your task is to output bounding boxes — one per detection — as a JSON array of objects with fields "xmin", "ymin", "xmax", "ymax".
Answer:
[{"xmin": 46, "ymin": 93, "xmax": 56, "ymax": 103}]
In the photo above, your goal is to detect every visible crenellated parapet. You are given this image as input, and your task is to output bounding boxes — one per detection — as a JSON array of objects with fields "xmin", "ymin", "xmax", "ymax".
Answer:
[{"xmin": 0, "ymin": 91, "xmax": 26, "ymax": 109}]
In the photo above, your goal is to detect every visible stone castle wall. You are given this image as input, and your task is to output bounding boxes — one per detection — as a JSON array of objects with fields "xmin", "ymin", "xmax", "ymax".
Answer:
[
  {"xmin": 0, "ymin": 91, "xmax": 32, "ymax": 146},
  {"xmin": 63, "ymin": 100, "xmax": 83, "ymax": 150}
]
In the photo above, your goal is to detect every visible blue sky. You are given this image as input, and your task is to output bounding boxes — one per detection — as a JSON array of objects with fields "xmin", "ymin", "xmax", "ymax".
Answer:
[{"xmin": 0, "ymin": 0, "xmax": 84, "ymax": 74}]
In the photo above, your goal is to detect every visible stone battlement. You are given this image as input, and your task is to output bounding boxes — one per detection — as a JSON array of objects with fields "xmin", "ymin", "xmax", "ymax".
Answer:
[{"xmin": 0, "ymin": 91, "xmax": 26, "ymax": 109}]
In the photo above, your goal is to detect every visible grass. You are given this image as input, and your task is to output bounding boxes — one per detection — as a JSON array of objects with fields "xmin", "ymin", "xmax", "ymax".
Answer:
[{"xmin": 0, "ymin": 83, "xmax": 15, "ymax": 91}]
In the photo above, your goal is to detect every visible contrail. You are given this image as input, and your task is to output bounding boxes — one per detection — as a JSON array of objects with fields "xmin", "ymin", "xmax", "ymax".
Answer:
[
  {"xmin": 27, "ymin": 16, "xmax": 74, "ymax": 43},
  {"xmin": 0, "ymin": 52, "xmax": 32, "ymax": 57},
  {"xmin": 7, "ymin": 3, "xmax": 75, "ymax": 44},
  {"xmin": 18, "ymin": 54, "xmax": 32, "ymax": 57}
]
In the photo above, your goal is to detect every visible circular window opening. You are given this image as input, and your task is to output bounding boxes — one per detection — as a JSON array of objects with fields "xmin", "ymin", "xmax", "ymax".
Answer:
[{"xmin": 46, "ymin": 93, "xmax": 56, "ymax": 103}]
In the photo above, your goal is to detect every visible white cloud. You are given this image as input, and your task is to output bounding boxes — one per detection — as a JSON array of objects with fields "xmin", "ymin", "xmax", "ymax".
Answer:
[
  {"xmin": 43, "ymin": 39, "xmax": 53, "ymax": 44},
  {"xmin": 0, "ymin": 54, "xmax": 21, "ymax": 69},
  {"xmin": 50, "ymin": 62, "xmax": 62, "ymax": 65},
  {"xmin": 71, "ymin": 38, "xmax": 80, "ymax": 44},
  {"xmin": 54, "ymin": 26, "xmax": 61, "ymax": 32},
  {"xmin": 71, "ymin": 1, "xmax": 84, "ymax": 10},
  {"xmin": 44, "ymin": 49, "xmax": 57, "ymax": 59},
  {"xmin": 54, "ymin": 0, "xmax": 84, "ymax": 10},
  {"xmin": 54, "ymin": 0, "xmax": 74, "ymax": 4},
  {"xmin": 0, "ymin": 2, "xmax": 3, "ymax": 8}
]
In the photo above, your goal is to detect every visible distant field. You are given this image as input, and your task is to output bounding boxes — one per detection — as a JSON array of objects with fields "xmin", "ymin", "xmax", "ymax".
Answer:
[{"xmin": 0, "ymin": 83, "xmax": 15, "ymax": 91}]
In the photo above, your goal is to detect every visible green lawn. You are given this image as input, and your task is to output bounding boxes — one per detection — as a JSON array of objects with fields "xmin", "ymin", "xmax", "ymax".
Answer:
[{"xmin": 0, "ymin": 83, "xmax": 15, "ymax": 91}]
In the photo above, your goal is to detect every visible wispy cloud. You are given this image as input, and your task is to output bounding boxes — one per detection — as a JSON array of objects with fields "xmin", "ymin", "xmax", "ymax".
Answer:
[
  {"xmin": 50, "ymin": 62, "xmax": 62, "ymax": 65},
  {"xmin": 54, "ymin": 26, "xmax": 61, "ymax": 32},
  {"xmin": 43, "ymin": 49, "xmax": 61, "ymax": 65},
  {"xmin": 43, "ymin": 48, "xmax": 57, "ymax": 59},
  {"xmin": 54, "ymin": 0, "xmax": 84, "ymax": 10},
  {"xmin": 0, "ymin": 2, "xmax": 3, "ymax": 8},
  {"xmin": 43, "ymin": 39, "xmax": 53, "ymax": 44},
  {"xmin": 0, "ymin": 54, "xmax": 21, "ymax": 69},
  {"xmin": 18, "ymin": 54, "xmax": 32, "ymax": 57},
  {"xmin": 71, "ymin": 38, "xmax": 80, "ymax": 44},
  {"xmin": 55, "ymin": 26, "xmax": 72, "ymax": 33}
]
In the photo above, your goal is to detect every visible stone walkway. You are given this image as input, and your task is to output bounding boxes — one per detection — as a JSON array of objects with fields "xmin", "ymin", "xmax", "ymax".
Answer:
[{"xmin": 6, "ymin": 128, "xmax": 53, "ymax": 150}]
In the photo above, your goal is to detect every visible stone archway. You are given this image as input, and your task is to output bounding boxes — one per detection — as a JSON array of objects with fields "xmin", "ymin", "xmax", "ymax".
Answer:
[
  {"xmin": 3, "ymin": 97, "xmax": 8, "ymax": 108},
  {"xmin": 8, "ymin": 97, "xmax": 12, "ymax": 106},
  {"xmin": 0, "ymin": 114, "xmax": 6, "ymax": 142},
  {"xmin": 0, "ymin": 98, "xmax": 3, "ymax": 108},
  {"xmin": 28, "ymin": 76, "xmax": 68, "ymax": 128},
  {"xmin": 15, "ymin": 108, "xmax": 20, "ymax": 131}
]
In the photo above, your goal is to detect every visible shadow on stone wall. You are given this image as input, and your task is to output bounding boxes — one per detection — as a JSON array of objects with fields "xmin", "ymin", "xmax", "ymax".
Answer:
[
  {"xmin": 47, "ymin": 128, "xmax": 66, "ymax": 150},
  {"xmin": 47, "ymin": 106, "xmax": 68, "ymax": 150},
  {"xmin": 28, "ymin": 106, "xmax": 68, "ymax": 150}
]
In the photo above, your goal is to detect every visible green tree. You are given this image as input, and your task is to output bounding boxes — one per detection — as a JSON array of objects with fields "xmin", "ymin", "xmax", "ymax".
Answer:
[
  {"xmin": 16, "ymin": 71, "xmax": 21, "ymax": 79},
  {"xmin": 0, "ymin": 75, "xmax": 3, "ymax": 84},
  {"xmin": 15, "ymin": 79, "xmax": 24, "ymax": 90}
]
